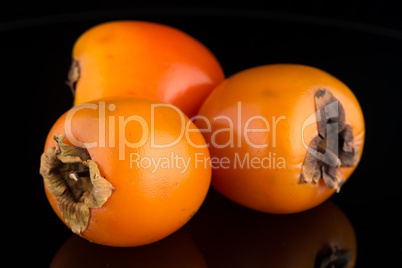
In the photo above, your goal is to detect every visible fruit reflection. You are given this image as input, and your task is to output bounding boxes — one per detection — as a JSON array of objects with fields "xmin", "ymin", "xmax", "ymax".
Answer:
[
  {"xmin": 50, "ymin": 228, "xmax": 207, "ymax": 268},
  {"xmin": 187, "ymin": 189, "xmax": 357, "ymax": 268}
]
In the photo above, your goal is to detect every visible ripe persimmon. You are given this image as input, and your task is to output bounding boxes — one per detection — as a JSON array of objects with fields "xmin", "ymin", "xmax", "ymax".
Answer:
[
  {"xmin": 40, "ymin": 97, "xmax": 211, "ymax": 247},
  {"xmin": 68, "ymin": 20, "xmax": 225, "ymax": 118},
  {"xmin": 195, "ymin": 64, "xmax": 365, "ymax": 214}
]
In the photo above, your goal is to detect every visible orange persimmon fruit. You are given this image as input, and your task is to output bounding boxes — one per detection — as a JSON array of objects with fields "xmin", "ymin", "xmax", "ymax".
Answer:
[
  {"xmin": 68, "ymin": 20, "xmax": 225, "ymax": 118},
  {"xmin": 39, "ymin": 97, "xmax": 211, "ymax": 247},
  {"xmin": 195, "ymin": 64, "xmax": 365, "ymax": 214}
]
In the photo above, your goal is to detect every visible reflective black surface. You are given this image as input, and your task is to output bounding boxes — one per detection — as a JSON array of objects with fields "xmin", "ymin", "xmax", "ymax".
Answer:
[{"xmin": 3, "ymin": 5, "xmax": 401, "ymax": 267}]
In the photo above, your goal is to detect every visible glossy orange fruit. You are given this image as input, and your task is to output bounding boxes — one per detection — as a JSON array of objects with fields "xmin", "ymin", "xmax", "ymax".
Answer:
[
  {"xmin": 40, "ymin": 97, "xmax": 211, "ymax": 247},
  {"xmin": 196, "ymin": 64, "xmax": 365, "ymax": 214},
  {"xmin": 69, "ymin": 20, "xmax": 225, "ymax": 118}
]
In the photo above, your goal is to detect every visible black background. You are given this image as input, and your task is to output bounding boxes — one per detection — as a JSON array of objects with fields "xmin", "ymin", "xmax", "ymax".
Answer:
[{"xmin": 2, "ymin": 2, "xmax": 401, "ymax": 267}]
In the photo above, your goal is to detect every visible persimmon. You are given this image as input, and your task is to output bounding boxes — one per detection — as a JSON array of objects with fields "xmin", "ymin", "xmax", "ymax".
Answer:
[
  {"xmin": 39, "ymin": 97, "xmax": 211, "ymax": 247},
  {"xmin": 195, "ymin": 64, "xmax": 365, "ymax": 214},
  {"xmin": 68, "ymin": 20, "xmax": 225, "ymax": 118}
]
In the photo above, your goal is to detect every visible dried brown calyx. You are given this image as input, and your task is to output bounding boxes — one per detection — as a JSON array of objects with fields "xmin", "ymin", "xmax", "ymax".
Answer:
[
  {"xmin": 39, "ymin": 134, "xmax": 114, "ymax": 234},
  {"xmin": 301, "ymin": 89, "xmax": 359, "ymax": 192},
  {"xmin": 66, "ymin": 59, "xmax": 80, "ymax": 95},
  {"xmin": 315, "ymin": 245, "xmax": 353, "ymax": 268}
]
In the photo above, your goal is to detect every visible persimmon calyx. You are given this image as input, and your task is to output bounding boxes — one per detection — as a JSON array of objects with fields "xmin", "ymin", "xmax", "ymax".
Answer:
[
  {"xmin": 316, "ymin": 245, "xmax": 353, "ymax": 268},
  {"xmin": 66, "ymin": 59, "xmax": 80, "ymax": 95},
  {"xmin": 301, "ymin": 89, "xmax": 359, "ymax": 192},
  {"xmin": 39, "ymin": 134, "xmax": 114, "ymax": 234}
]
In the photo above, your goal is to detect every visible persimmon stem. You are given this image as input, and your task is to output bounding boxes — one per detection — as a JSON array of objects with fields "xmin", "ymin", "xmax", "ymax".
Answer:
[
  {"xmin": 68, "ymin": 172, "xmax": 79, "ymax": 181},
  {"xmin": 69, "ymin": 170, "xmax": 91, "ymax": 181}
]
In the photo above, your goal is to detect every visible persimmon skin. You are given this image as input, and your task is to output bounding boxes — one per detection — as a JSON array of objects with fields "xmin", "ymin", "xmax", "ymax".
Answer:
[
  {"xmin": 43, "ymin": 97, "xmax": 211, "ymax": 247},
  {"xmin": 72, "ymin": 20, "xmax": 225, "ymax": 118},
  {"xmin": 196, "ymin": 64, "xmax": 365, "ymax": 214}
]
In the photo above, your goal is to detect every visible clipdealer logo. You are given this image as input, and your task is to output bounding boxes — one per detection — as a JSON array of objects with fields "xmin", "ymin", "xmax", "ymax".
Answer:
[{"xmin": 62, "ymin": 100, "xmax": 339, "ymax": 173}]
